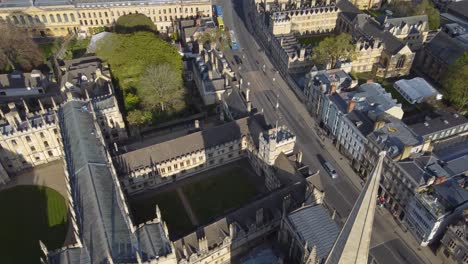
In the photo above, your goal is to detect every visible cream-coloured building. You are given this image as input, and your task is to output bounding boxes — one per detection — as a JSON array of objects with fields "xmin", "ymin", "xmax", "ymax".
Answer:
[
  {"xmin": 0, "ymin": 56, "xmax": 126, "ymax": 179},
  {"xmin": 0, "ymin": 0, "xmax": 212, "ymax": 36},
  {"xmin": 115, "ymin": 114, "xmax": 297, "ymax": 195}
]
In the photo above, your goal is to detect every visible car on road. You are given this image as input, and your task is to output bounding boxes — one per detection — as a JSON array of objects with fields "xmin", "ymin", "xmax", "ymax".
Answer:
[
  {"xmin": 323, "ymin": 161, "xmax": 338, "ymax": 179},
  {"xmin": 234, "ymin": 55, "xmax": 242, "ymax": 64}
]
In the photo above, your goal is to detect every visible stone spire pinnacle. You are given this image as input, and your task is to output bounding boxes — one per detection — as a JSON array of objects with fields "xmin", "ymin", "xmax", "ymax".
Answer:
[{"xmin": 325, "ymin": 151, "xmax": 387, "ymax": 264}]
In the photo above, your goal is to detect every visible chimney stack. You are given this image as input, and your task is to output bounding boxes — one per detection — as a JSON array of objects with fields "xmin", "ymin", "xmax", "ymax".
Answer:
[
  {"xmin": 245, "ymin": 88, "xmax": 250, "ymax": 101},
  {"xmin": 330, "ymin": 85, "xmax": 337, "ymax": 94},
  {"xmin": 247, "ymin": 101, "xmax": 252, "ymax": 113},
  {"xmin": 347, "ymin": 99, "xmax": 356, "ymax": 113}
]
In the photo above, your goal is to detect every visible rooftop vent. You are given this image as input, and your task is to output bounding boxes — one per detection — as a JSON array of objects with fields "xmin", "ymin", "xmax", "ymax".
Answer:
[
  {"xmin": 424, "ymin": 122, "xmax": 429, "ymax": 127},
  {"xmin": 443, "ymin": 119, "xmax": 449, "ymax": 125}
]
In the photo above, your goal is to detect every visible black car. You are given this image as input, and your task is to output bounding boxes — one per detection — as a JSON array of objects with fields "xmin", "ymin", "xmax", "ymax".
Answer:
[{"xmin": 234, "ymin": 55, "xmax": 243, "ymax": 65}]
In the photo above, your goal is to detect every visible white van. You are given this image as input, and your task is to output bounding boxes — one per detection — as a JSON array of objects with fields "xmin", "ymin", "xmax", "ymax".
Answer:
[{"xmin": 323, "ymin": 161, "xmax": 338, "ymax": 179}]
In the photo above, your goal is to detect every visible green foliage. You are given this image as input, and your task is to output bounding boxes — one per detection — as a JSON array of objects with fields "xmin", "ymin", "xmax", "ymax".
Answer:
[
  {"xmin": 198, "ymin": 28, "xmax": 229, "ymax": 51},
  {"xmin": 139, "ymin": 63, "xmax": 185, "ymax": 113},
  {"xmin": 88, "ymin": 26, "xmax": 106, "ymax": 35},
  {"xmin": 96, "ymin": 31, "xmax": 184, "ymax": 125},
  {"xmin": 38, "ymin": 39, "xmax": 62, "ymax": 61},
  {"xmin": 388, "ymin": 0, "xmax": 440, "ymax": 30},
  {"xmin": 0, "ymin": 186, "xmax": 68, "ymax": 263},
  {"xmin": 411, "ymin": 0, "xmax": 440, "ymax": 30},
  {"xmin": 124, "ymin": 92, "xmax": 140, "ymax": 111},
  {"xmin": 312, "ymin": 33, "xmax": 356, "ymax": 69},
  {"xmin": 170, "ymin": 32, "xmax": 179, "ymax": 41},
  {"xmin": 297, "ymin": 35, "xmax": 328, "ymax": 46},
  {"xmin": 115, "ymin": 14, "xmax": 156, "ymax": 33},
  {"xmin": 442, "ymin": 52, "xmax": 468, "ymax": 112},
  {"xmin": 126, "ymin": 109, "xmax": 152, "ymax": 126},
  {"xmin": 63, "ymin": 38, "xmax": 90, "ymax": 59}
]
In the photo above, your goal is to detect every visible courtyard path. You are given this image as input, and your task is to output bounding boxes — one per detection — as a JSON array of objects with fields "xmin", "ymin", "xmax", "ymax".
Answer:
[{"xmin": 176, "ymin": 188, "xmax": 200, "ymax": 226}]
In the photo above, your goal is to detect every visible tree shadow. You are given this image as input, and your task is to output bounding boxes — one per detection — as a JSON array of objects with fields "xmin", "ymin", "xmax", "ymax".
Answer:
[{"xmin": 0, "ymin": 185, "xmax": 68, "ymax": 263}]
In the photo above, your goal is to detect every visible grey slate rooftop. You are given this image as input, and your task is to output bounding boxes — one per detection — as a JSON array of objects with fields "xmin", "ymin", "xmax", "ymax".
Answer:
[
  {"xmin": 0, "ymin": 70, "xmax": 45, "ymax": 90},
  {"xmin": 355, "ymin": 16, "xmax": 407, "ymax": 54},
  {"xmin": 48, "ymin": 100, "xmax": 172, "ymax": 263},
  {"xmin": 424, "ymin": 31, "xmax": 468, "ymax": 65},
  {"xmin": 405, "ymin": 110, "xmax": 468, "ymax": 138},
  {"xmin": 288, "ymin": 204, "xmax": 340, "ymax": 261},
  {"xmin": 115, "ymin": 114, "xmax": 269, "ymax": 173}
]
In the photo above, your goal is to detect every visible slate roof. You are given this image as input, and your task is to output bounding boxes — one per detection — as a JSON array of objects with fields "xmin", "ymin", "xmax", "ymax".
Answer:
[
  {"xmin": 61, "ymin": 56, "xmax": 111, "ymax": 98},
  {"xmin": 406, "ymin": 110, "xmax": 468, "ymax": 138},
  {"xmin": 336, "ymin": 0, "xmax": 361, "ymax": 21},
  {"xmin": 434, "ymin": 179, "xmax": 468, "ymax": 208},
  {"xmin": 380, "ymin": 15, "xmax": 429, "ymax": 34},
  {"xmin": 59, "ymin": 100, "xmax": 137, "ymax": 263},
  {"xmin": 425, "ymin": 31, "xmax": 468, "ymax": 65},
  {"xmin": 48, "ymin": 247, "xmax": 89, "ymax": 264},
  {"xmin": 116, "ymin": 114, "xmax": 269, "ymax": 173},
  {"xmin": 173, "ymin": 175, "xmax": 306, "ymax": 260},
  {"xmin": 0, "ymin": 70, "xmax": 44, "ymax": 89},
  {"xmin": 346, "ymin": 110, "xmax": 373, "ymax": 136},
  {"xmin": 135, "ymin": 222, "xmax": 172, "ymax": 260},
  {"xmin": 51, "ymin": 100, "xmax": 172, "ymax": 263},
  {"xmin": 357, "ymin": 18, "xmax": 406, "ymax": 54},
  {"xmin": 288, "ymin": 205, "xmax": 339, "ymax": 261}
]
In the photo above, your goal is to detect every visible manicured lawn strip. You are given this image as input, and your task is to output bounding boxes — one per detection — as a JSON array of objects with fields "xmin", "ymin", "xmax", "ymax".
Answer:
[
  {"xmin": 297, "ymin": 35, "xmax": 328, "ymax": 46},
  {"xmin": 0, "ymin": 186, "xmax": 68, "ymax": 264},
  {"xmin": 183, "ymin": 166, "xmax": 259, "ymax": 224},
  {"xmin": 129, "ymin": 190, "xmax": 193, "ymax": 238}
]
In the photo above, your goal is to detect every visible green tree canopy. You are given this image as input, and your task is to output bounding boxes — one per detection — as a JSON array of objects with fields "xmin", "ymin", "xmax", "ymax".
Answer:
[
  {"xmin": 312, "ymin": 33, "xmax": 356, "ymax": 69},
  {"xmin": 0, "ymin": 24, "xmax": 43, "ymax": 72},
  {"xmin": 115, "ymin": 14, "xmax": 157, "ymax": 33},
  {"xmin": 442, "ymin": 52, "xmax": 468, "ymax": 112},
  {"xmin": 139, "ymin": 63, "xmax": 185, "ymax": 113},
  {"xmin": 411, "ymin": 0, "xmax": 440, "ymax": 30},
  {"xmin": 96, "ymin": 31, "xmax": 184, "ymax": 125}
]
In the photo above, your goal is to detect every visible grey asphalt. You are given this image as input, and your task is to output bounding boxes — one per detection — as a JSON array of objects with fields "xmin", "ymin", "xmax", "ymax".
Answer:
[{"xmin": 214, "ymin": 0, "xmax": 441, "ymax": 263}]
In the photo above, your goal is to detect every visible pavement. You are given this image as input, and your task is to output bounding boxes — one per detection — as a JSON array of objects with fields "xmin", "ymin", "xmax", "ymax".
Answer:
[{"xmin": 215, "ymin": 0, "xmax": 442, "ymax": 263}]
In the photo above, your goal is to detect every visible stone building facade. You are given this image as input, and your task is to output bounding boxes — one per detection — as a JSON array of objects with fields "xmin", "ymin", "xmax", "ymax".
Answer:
[
  {"xmin": 437, "ymin": 216, "xmax": 468, "ymax": 264},
  {"xmin": 0, "ymin": 56, "xmax": 126, "ymax": 181},
  {"xmin": 0, "ymin": 0, "xmax": 212, "ymax": 36},
  {"xmin": 253, "ymin": 0, "xmax": 416, "ymax": 78},
  {"xmin": 115, "ymin": 114, "xmax": 296, "ymax": 195}
]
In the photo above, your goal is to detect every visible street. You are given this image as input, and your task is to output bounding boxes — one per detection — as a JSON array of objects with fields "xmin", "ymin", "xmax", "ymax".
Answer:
[{"xmin": 214, "ymin": 0, "xmax": 440, "ymax": 263}]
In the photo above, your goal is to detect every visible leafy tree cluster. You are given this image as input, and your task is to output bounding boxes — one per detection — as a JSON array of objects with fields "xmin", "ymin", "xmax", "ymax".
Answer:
[
  {"xmin": 442, "ymin": 52, "xmax": 468, "ymax": 112},
  {"xmin": 96, "ymin": 29, "xmax": 184, "ymax": 125},
  {"xmin": 0, "ymin": 24, "xmax": 43, "ymax": 72},
  {"xmin": 312, "ymin": 33, "xmax": 356, "ymax": 69},
  {"xmin": 198, "ymin": 28, "xmax": 229, "ymax": 51},
  {"xmin": 388, "ymin": 0, "xmax": 440, "ymax": 30},
  {"xmin": 115, "ymin": 14, "xmax": 157, "ymax": 34},
  {"xmin": 63, "ymin": 38, "xmax": 91, "ymax": 59}
]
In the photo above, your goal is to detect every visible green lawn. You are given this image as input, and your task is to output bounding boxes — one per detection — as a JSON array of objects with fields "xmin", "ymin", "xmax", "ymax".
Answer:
[
  {"xmin": 183, "ymin": 164, "xmax": 260, "ymax": 224},
  {"xmin": 38, "ymin": 39, "xmax": 62, "ymax": 61},
  {"xmin": 64, "ymin": 38, "xmax": 91, "ymax": 59},
  {"xmin": 130, "ymin": 190, "xmax": 193, "ymax": 238},
  {"xmin": 0, "ymin": 186, "xmax": 68, "ymax": 263},
  {"xmin": 297, "ymin": 35, "xmax": 329, "ymax": 46}
]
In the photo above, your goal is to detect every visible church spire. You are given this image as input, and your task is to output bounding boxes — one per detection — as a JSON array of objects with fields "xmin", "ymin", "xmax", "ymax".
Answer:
[{"xmin": 325, "ymin": 151, "xmax": 387, "ymax": 264}]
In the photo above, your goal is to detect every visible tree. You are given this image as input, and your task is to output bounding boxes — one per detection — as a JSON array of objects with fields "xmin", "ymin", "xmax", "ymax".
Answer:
[
  {"xmin": 0, "ymin": 24, "xmax": 43, "ymax": 71},
  {"xmin": 139, "ymin": 63, "xmax": 185, "ymax": 113},
  {"xmin": 115, "ymin": 14, "xmax": 156, "ymax": 33},
  {"xmin": 127, "ymin": 109, "xmax": 151, "ymax": 126},
  {"xmin": 411, "ymin": 0, "xmax": 440, "ymax": 30},
  {"xmin": 312, "ymin": 33, "xmax": 355, "ymax": 69},
  {"xmin": 442, "ymin": 52, "xmax": 468, "ymax": 112},
  {"xmin": 198, "ymin": 28, "xmax": 229, "ymax": 51},
  {"xmin": 124, "ymin": 92, "xmax": 140, "ymax": 111}
]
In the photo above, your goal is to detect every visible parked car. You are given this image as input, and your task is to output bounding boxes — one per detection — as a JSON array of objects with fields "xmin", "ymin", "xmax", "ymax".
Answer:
[
  {"xmin": 323, "ymin": 161, "xmax": 338, "ymax": 179},
  {"xmin": 234, "ymin": 55, "xmax": 243, "ymax": 65}
]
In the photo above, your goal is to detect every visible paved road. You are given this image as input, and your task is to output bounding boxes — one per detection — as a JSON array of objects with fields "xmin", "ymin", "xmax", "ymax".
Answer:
[{"xmin": 215, "ymin": 0, "xmax": 440, "ymax": 263}]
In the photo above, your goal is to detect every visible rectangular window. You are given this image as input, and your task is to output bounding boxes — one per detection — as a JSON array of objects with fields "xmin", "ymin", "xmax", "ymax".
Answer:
[
  {"xmin": 174, "ymin": 164, "xmax": 178, "ymax": 169},
  {"xmin": 31, "ymin": 146, "xmax": 36, "ymax": 152},
  {"xmin": 48, "ymin": 151, "xmax": 53, "ymax": 157},
  {"xmin": 40, "ymin": 132, "xmax": 45, "ymax": 138},
  {"xmin": 179, "ymin": 162, "xmax": 184, "ymax": 167},
  {"xmin": 26, "ymin": 136, "xmax": 31, "ymax": 142},
  {"xmin": 44, "ymin": 141, "xmax": 49, "ymax": 147}
]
